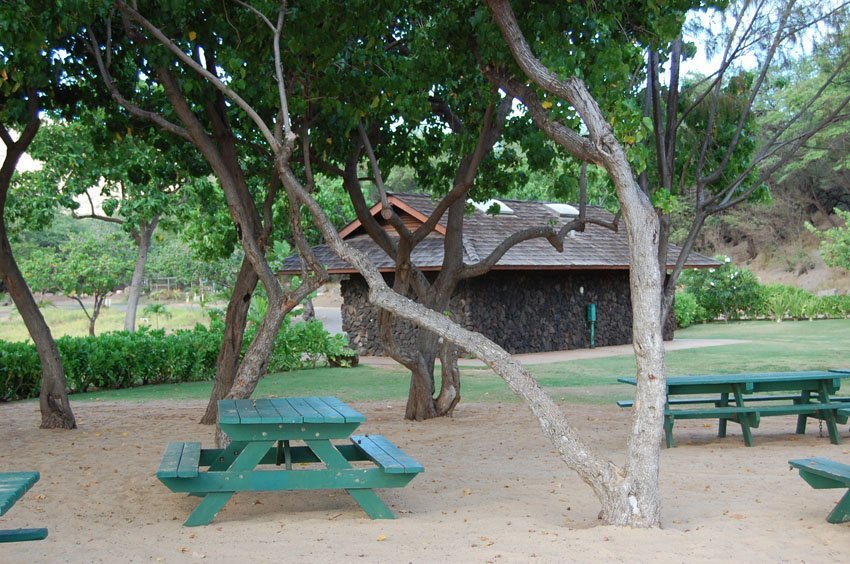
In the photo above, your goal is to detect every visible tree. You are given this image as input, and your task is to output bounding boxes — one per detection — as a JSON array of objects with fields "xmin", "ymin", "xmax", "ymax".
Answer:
[
  {"xmin": 640, "ymin": 0, "xmax": 850, "ymax": 319},
  {"xmin": 16, "ymin": 107, "xmax": 200, "ymax": 332},
  {"xmin": 93, "ymin": 0, "xmax": 705, "ymax": 527},
  {"xmin": 21, "ymin": 230, "xmax": 135, "ymax": 335},
  {"xmin": 0, "ymin": 3, "xmax": 77, "ymax": 428},
  {"xmin": 142, "ymin": 302, "xmax": 171, "ymax": 329},
  {"xmin": 83, "ymin": 0, "xmax": 329, "ymax": 429}
]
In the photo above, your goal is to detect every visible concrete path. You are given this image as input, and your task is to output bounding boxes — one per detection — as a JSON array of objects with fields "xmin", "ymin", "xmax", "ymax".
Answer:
[{"xmin": 358, "ymin": 339, "xmax": 748, "ymax": 367}]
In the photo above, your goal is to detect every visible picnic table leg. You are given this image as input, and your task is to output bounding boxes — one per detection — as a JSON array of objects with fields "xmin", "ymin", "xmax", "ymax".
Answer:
[
  {"xmin": 732, "ymin": 385, "xmax": 755, "ymax": 447},
  {"xmin": 717, "ymin": 392, "xmax": 730, "ymax": 438},
  {"xmin": 305, "ymin": 440, "xmax": 396, "ymax": 519},
  {"xmin": 184, "ymin": 441, "xmax": 273, "ymax": 527},
  {"xmin": 826, "ymin": 489, "xmax": 850, "ymax": 524},
  {"xmin": 796, "ymin": 390, "xmax": 812, "ymax": 434},
  {"xmin": 664, "ymin": 414, "xmax": 675, "ymax": 448}
]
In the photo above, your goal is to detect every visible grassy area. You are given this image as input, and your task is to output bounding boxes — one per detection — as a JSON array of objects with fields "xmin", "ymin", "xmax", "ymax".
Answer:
[
  {"xmin": 15, "ymin": 318, "xmax": 850, "ymax": 406},
  {"xmin": 0, "ymin": 301, "xmax": 213, "ymax": 342}
]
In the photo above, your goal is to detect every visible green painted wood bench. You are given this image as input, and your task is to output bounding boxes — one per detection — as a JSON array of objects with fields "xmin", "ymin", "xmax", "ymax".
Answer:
[
  {"xmin": 616, "ymin": 394, "xmax": 805, "ymax": 409},
  {"xmin": 0, "ymin": 472, "xmax": 48, "ymax": 543},
  {"xmin": 788, "ymin": 457, "xmax": 850, "ymax": 523}
]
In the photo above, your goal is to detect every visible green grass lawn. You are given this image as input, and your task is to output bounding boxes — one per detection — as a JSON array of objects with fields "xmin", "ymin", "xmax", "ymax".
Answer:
[
  {"xmin": 61, "ymin": 318, "xmax": 849, "ymax": 406},
  {"xmin": 0, "ymin": 301, "xmax": 213, "ymax": 342}
]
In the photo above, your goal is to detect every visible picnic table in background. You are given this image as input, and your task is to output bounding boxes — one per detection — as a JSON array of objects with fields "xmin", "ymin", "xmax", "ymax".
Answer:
[
  {"xmin": 157, "ymin": 397, "xmax": 423, "ymax": 526},
  {"xmin": 617, "ymin": 371, "xmax": 850, "ymax": 447},
  {"xmin": 0, "ymin": 472, "xmax": 48, "ymax": 543}
]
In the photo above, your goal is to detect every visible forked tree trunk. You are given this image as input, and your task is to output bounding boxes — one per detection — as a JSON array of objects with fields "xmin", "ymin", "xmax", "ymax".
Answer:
[
  {"xmin": 124, "ymin": 216, "xmax": 160, "ymax": 332},
  {"xmin": 200, "ymin": 257, "xmax": 258, "ymax": 424}
]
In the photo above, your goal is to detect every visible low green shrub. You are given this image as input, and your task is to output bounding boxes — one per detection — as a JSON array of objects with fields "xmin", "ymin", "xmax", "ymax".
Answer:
[
  {"xmin": 763, "ymin": 284, "xmax": 814, "ymax": 321},
  {"xmin": 0, "ymin": 325, "xmax": 220, "ymax": 401},
  {"xmin": 674, "ymin": 292, "xmax": 708, "ymax": 328},
  {"xmin": 680, "ymin": 257, "xmax": 765, "ymax": 321},
  {"xmin": 819, "ymin": 295, "xmax": 850, "ymax": 318},
  {"xmin": 245, "ymin": 315, "xmax": 358, "ymax": 373}
]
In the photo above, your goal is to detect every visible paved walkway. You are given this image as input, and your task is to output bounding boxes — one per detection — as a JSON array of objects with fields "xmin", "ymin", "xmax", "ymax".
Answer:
[{"xmin": 359, "ymin": 339, "xmax": 748, "ymax": 367}]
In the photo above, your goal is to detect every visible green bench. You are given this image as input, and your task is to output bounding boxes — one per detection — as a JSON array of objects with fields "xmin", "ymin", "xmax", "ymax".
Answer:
[
  {"xmin": 616, "ymin": 394, "xmax": 806, "ymax": 409},
  {"xmin": 0, "ymin": 472, "xmax": 48, "ymax": 543},
  {"xmin": 789, "ymin": 457, "xmax": 850, "ymax": 523}
]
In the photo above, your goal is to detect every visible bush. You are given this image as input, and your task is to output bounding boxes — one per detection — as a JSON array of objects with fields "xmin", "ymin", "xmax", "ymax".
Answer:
[
  {"xmin": 674, "ymin": 292, "xmax": 708, "ymax": 328},
  {"xmin": 819, "ymin": 295, "xmax": 850, "ymax": 318},
  {"xmin": 680, "ymin": 257, "xmax": 765, "ymax": 321},
  {"xmin": 245, "ymin": 315, "xmax": 358, "ymax": 373},
  {"xmin": 763, "ymin": 284, "xmax": 807, "ymax": 321},
  {"xmin": 0, "ymin": 325, "xmax": 221, "ymax": 402}
]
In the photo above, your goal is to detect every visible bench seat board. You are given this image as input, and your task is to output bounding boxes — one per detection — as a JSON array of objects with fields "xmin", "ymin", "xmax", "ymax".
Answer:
[
  {"xmin": 789, "ymin": 457, "xmax": 850, "ymax": 488},
  {"xmin": 350, "ymin": 435, "xmax": 424, "ymax": 475},
  {"xmin": 157, "ymin": 442, "xmax": 201, "ymax": 479}
]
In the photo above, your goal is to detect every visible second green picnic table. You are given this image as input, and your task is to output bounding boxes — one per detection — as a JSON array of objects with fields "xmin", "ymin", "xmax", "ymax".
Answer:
[
  {"xmin": 157, "ymin": 397, "xmax": 423, "ymax": 526},
  {"xmin": 618, "ymin": 370, "xmax": 850, "ymax": 447}
]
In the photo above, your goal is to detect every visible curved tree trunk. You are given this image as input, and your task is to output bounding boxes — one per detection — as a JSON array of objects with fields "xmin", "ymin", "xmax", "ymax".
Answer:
[
  {"xmin": 123, "ymin": 216, "xmax": 160, "ymax": 332},
  {"xmin": 0, "ymin": 115, "xmax": 76, "ymax": 429},
  {"xmin": 0, "ymin": 240, "xmax": 77, "ymax": 429},
  {"xmin": 200, "ymin": 256, "xmax": 257, "ymax": 424}
]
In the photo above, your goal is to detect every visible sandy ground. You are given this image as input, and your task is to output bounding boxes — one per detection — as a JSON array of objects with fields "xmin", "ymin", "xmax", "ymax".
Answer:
[{"xmin": 2, "ymin": 398, "xmax": 849, "ymax": 563}]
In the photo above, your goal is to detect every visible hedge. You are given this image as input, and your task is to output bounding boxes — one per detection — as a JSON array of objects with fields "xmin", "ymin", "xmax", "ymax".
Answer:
[{"xmin": 0, "ymin": 325, "xmax": 220, "ymax": 402}]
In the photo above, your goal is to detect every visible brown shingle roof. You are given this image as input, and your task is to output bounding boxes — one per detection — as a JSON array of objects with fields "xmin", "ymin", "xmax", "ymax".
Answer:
[{"xmin": 281, "ymin": 193, "xmax": 719, "ymax": 273}]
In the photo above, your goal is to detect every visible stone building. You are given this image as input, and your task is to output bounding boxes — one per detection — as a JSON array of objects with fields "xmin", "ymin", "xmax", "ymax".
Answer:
[{"xmin": 281, "ymin": 193, "xmax": 717, "ymax": 355}]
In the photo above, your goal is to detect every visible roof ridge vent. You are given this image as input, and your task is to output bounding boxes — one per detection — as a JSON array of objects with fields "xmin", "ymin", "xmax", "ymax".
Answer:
[
  {"xmin": 468, "ymin": 199, "xmax": 514, "ymax": 215},
  {"xmin": 544, "ymin": 203, "xmax": 580, "ymax": 217}
]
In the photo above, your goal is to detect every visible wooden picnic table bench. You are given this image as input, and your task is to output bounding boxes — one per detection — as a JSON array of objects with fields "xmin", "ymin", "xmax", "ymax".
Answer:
[
  {"xmin": 0, "ymin": 472, "xmax": 48, "ymax": 543},
  {"xmin": 157, "ymin": 396, "xmax": 423, "ymax": 526},
  {"xmin": 788, "ymin": 457, "xmax": 850, "ymax": 523},
  {"xmin": 617, "ymin": 371, "xmax": 850, "ymax": 447}
]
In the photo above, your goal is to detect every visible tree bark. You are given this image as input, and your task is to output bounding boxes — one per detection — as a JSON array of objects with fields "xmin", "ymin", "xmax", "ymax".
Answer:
[
  {"xmin": 0, "ymin": 113, "xmax": 76, "ymax": 429},
  {"xmin": 200, "ymin": 256, "xmax": 257, "ymax": 424},
  {"xmin": 123, "ymin": 215, "xmax": 160, "ymax": 332}
]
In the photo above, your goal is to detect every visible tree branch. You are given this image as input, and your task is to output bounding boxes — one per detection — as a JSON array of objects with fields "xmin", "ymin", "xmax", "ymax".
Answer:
[{"xmin": 86, "ymin": 29, "xmax": 191, "ymax": 142}]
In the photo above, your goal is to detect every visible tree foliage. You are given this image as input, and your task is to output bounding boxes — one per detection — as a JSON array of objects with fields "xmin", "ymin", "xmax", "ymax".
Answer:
[{"xmin": 20, "ymin": 229, "xmax": 134, "ymax": 335}]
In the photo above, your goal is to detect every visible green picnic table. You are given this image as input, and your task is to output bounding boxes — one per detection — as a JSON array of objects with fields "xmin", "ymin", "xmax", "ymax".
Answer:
[
  {"xmin": 0, "ymin": 472, "xmax": 48, "ymax": 543},
  {"xmin": 618, "ymin": 371, "xmax": 850, "ymax": 447},
  {"xmin": 157, "ymin": 397, "xmax": 423, "ymax": 526}
]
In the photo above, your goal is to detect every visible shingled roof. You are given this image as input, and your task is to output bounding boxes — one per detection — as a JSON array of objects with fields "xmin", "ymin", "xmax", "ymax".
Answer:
[{"xmin": 281, "ymin": 193, "xmax": 719, "ymax": 274}]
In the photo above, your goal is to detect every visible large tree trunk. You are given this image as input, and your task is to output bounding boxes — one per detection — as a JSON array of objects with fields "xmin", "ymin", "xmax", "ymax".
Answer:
[
  {"xmin": 123, "ymin": 216, "xmax": 160, "ymax": 332},
  {"xmin": 200, "ymin": 256, "xmax": 258, "ymax": 424},
  {"xmin": 0, "ymin": 115, "xmax": 76, "ymax": 429}
]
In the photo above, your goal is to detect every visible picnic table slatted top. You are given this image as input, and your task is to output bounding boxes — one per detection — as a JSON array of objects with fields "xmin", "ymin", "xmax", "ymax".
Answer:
[
  {"xmin": 618, "ymin": 370, "xmax": 844, "ymax": 386},
  {"xmin": 218, "ymin": 396, "xmax": 366, "ymax": 425},
  {"xmin": 0, "ymin": 472, "xmax": 40, "ymax": 516}
]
